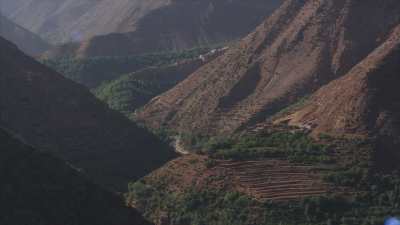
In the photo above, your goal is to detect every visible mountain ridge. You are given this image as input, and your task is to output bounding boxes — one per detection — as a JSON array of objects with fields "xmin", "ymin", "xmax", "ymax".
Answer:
[
  {"xmin": 0, "ymin": 36, "xmax": 175, "ymax": 190},
  {"xmin": 2, "ymin": 0, "xmax": 172, "ymax": 44},
  {"xmin": 0, "ymin": 13, "xmax": 50, "ymax": 55},
  {"xmin": 0, "ymin": 126, "xmax": 153, "ymax": 225},
  {"xmin": 275, "ymin": 24, "xmax": 400, "ymax": 167},
  {"xmin": 41, "ymin": 0, "xmax": 282, "ymax": 58},
  {"xmin": 136, "ymin": 0, "xmax": 400, "ymax": 139}
]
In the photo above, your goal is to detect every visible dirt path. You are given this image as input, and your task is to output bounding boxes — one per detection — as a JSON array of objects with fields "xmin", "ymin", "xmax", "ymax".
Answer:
[{"xmin": 172, "ymin": 136, "xmax": 190, "ymax": 155}]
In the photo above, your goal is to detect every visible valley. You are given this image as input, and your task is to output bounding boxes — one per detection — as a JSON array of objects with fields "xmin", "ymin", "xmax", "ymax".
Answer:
[
  {"xmin": 0, "ymin": 0, "xmax": 399, "ymax": 224},
  {"xmin": 42, "ymin": 47, "xmax": 213, "ymax": 88}
]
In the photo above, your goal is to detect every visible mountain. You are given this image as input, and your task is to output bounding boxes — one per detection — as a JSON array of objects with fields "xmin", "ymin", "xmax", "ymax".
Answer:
[
  {"xmin": 0, "ymin": 14, "xmax": 50, "ymax": 55},
  {"xmin": 276, "ymin": 24, "xmax": 400, "ymax": 167},
  {"xmin": 136, "ymin": 0, "xmax": 400, "ymax": 138},
  {"xmin": 125, "ymin": 1, "xmax": 400, "ymax": 225},
  {"xmin": 0, "ymin": 127, "xmax": 152, "ymax": 225},
  {"xmin": 1, "ymin": 0, "xmax": 171, "ymax": 44},
  {"xmin": 42, "ymin": 0, "xmax": 282, "ymax": 58},
  {"xmin": 0, "ymin": 36, "xmax": 175, "ymax": 191},
  {"xmin": 3, "ymin": 0, "xmax": 281, "ymax": 46}
]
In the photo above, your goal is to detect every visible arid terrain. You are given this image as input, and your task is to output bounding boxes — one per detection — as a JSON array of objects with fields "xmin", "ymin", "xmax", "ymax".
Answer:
[
  {"xmin": 137, "ymin": 0, "xmax": 400, "ymax": 142},
  {"xmin": 1, "ymin": 0, "xmax": 399, "ymax": 225}
]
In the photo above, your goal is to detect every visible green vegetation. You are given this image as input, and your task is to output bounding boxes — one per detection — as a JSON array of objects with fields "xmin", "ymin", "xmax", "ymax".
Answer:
[
  {"xmin": 94, "ymin": 71, "xmax": 167, "ymax": 115},
  {"xmin": 272, "ymin": 95, "xmax": 310, "ymax": 119},
  {"xmin": 125, "ymin": 129, "xmax": 399, "ymax": 225},
  {"xmin": 127, "ymin": 171, "xmax": 400, "ymax": 225},
  {"xmin": 119, "ymin": 119, "xmax": 400, "ymax": 225},
  {"xmin": 203, "ymin": 132, "xmax": 333, "ymax": 164},
  {"xmin": 43, "ymin": 47, "xmax": 211, "ymax": 88},
  {"xmin": 94, "ymin": 60, "xmax": 201, "ymax": 115}
]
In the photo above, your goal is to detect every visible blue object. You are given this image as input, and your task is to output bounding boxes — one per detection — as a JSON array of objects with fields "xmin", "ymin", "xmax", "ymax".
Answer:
[{"xmin": 385, "ymin": 217, "xmax": 400, "ymax": 225}]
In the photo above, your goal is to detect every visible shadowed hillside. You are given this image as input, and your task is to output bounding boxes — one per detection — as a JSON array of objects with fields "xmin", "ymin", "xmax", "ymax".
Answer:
[
  {"xmin": 94, "ymin": 59, "xmax": 204, "ymax": 116},
  {"xmin": 1, "ymin": 0, "xmax": 172, "ymax": 44},
  {"xmin": 94, "ymin": 48, "xmax": 225, "ymax": 116},
  {"xmin": 42, "ymin": 0, "xmax": 282, "ymax": 58},
  {"xmin": 0, "ymin": 127, "xmax": 152, "ymax": 225},
  {"xmin": 0, "ymin": 14, "xmax": 50, "ymax": 55},
  {"xmin": 42, "ymin": 47, "xmax": 212, "ymax": 88},
  {"xmin": 0, "ymin": 37, "xmax": 176, "ymax": 191}
]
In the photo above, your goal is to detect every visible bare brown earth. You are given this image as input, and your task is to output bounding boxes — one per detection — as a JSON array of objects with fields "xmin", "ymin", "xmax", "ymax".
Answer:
[
  {"xmin": 276, "ymin": 24, "xmax": 400, "ymax": 137},
  {"xmin": 145, "ymin": 155, "xmax": 334, "ymax": 202},
  {"xmin": 136, "ymin": 0, "xmax": 400, "ymax": 138},
  {"xmin": 275, "ymin": 24, "xmax": 400, "ymax": 166},
  {"xmin": 42, "ymin": 0, "xmax": 282, "ymax": 58},
  {"xmin": 216, "ymin": 160, "xmax": 332, "ymax": 201}
]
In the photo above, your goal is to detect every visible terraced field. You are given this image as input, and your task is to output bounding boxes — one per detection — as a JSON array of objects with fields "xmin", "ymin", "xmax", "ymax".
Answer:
[
  {"xmin": 216, "ymin": 160, "xmax": 331, "ymax": 201},
  {"xmin": 144, "ymin": 154, "xmax": 339, "ymax": 203}
]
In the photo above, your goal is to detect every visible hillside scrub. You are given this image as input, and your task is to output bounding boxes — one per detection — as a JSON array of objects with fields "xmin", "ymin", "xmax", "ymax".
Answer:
[
  {"xmin": 201, "ymin": 132, "xmax": 333, "ymax": 164},
  {"xmin": 43, "ymin": 47, "xmax": 211, "ymax": 88},
  {"xmin": 94, "ymin": 59, "xmax": 203, "ymax": 116},
  {"xmin": 127, "ymin": 171, "xmax": 400, "ymax": 225}
]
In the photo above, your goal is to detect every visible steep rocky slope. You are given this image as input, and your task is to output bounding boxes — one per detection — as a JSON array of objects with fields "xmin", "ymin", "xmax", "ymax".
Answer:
[
  {"xmin": 42, "ymin": 0, "xmax": 282, "ymax": 58},
  {"xmin": 0, "ymin": 14, "xmax": 50, "ymax": 55},
  {"xmin": 2, "ymin": 0, "xmax": 171, "ymax": 44},
  {"xmin": 0, "ymin": 37, "xmax": 175, "ymax": 190},
  {"xmin": 276, "ymin": 24, "xmax": 400, "ymax": 166},
  {"xmin": 137, "ymin": 0, "xmax": 400, "ymax": 137},
  {"xmin": 0, "ymin": 127, "xmax": 152, "ymax": 225}
]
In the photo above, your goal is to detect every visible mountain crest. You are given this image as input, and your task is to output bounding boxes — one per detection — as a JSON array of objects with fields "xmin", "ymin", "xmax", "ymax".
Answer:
[{"xmin": 136, "ymin": 0, "xmax": 400, "ymax": 137}]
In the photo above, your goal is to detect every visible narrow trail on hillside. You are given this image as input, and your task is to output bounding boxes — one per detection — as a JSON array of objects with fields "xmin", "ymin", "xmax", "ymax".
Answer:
[{"xmin": 172, "ymin": 136, "xmax": 190, "ymax": 155}]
